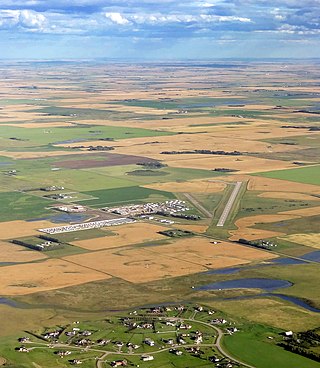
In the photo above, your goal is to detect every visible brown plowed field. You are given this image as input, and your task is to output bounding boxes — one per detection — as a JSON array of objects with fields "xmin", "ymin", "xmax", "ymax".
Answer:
[{"xmin": 55, "ymin": 153, "xmax": 157, "ymax": 169}]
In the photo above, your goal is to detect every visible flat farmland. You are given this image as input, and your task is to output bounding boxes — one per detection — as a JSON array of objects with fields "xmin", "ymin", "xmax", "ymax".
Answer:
[
  {"xmin": 64, "ymin": 237, "xmax": 277, "ymax": 283},
  {"xmin": 280, "ymin": 233, "xmax": 320, "ymax": 249},
  {"xmin": 255, "ymin": 165, "xmax": 320, "ymax": 186},
  {"xmin": 0, "ymin": 192, "xmax": 52, "ymax": 222},
  {"xmin": 144, "ymin": 179, "xmax": 226, "ymax": 193},
  {"xmin": 0, "ymin": 259, "xmax": 109, "ymax": 296},
  {"xmin": 64, "ymin": 247, "xmax": 207, "ymax": 283},
  {"xmin": 0, "ymin": 220, "xmax": 64, "ymax": 240},
  {"xmin": 71, "ymin": 222, "xmax": 168, "ymax": 250},
  {"xmin": 0, "ymin": 240, "xmax": 48, "ymax": 263},
  {"xmin": 165, "ymin": 155, "xmax": 296, "ymax": 174},
  {"xmin": 78, "ymin": 186, "xmax": 175, "ymax": 207},
  {"xmin": 147, "ymin": 237, "xmax": 277, "ymax": 266},
  {"xmin": 1, "ymin": 62, "xmax": 320, "ymax": 368}
]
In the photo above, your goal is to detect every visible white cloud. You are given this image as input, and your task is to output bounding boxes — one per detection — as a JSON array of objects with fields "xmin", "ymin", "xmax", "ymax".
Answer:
[
  {"xmin": 105, "ymin": 12, "xmax": 130, "ymax": 25},
  {"xmin": 19, "ymin": 9, "xmax": 46, "ymax": 29},
  {"xmin": 112, "ymin": 13, "xmax": 251, "ymax": 25},
  {"xmin": 0, "ymin": 9, "xmax": 46, "ymax": 30}
]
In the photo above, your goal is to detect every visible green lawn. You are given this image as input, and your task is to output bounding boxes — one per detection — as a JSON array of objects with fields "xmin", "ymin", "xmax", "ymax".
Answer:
[
  {"xmin": 254, "ymin": 165, "xmax": 320, "ymax": 186},
  {"xmin": 223, "ymin": 324, "xmax": 320, "ymax": 368}
]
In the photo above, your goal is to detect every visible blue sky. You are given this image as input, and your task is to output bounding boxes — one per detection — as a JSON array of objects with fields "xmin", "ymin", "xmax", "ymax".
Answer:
[{"xmin": 0, "ymin": 0, "xmax": 319, "ymax": 59}]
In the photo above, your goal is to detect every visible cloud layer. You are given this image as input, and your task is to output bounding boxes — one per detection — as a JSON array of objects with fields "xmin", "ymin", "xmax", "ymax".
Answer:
[{"xmin": 0, "ymin": 0, "xmax": 319, "ymax": 59}]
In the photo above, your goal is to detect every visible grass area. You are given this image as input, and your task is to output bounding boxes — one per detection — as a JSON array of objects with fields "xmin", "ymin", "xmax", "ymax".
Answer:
[
  {"xmin": 253, "ymin": 214, "xmax": 320, "ymax": 236},
  {"xmin": 0, "ymin": 192, "xmax": 52, "ymax": 222},
  {"xmin": 250, "ymin": 264, "xmax": 320, "ymax": 308},
  {"xmin": 262, "ymin": 134, "xmax": 320, "ymax": 148},
  {"xmin": 20, "ymin": 168, "xmax": 137, "ymax": 192},
  {"xmin": 78, "ymin": 186, "xmax": 176, "ymax": 207},
  {"xmin": 250, "ymin": 147, "xmax": 320, "ymax": 163},
  {"xmin": 87, "ymin": 165, "xmax": 224, "ymax": 184},
  {"xmin": 254, "ymin": 165, "xmax": 320, "ymax": 186},
  {"xmin": 223, "ymin": 324, "xmax": 320, "ymax": 368},
  {"xmin": 235, "ymin": 191, "xmax": 319, "ymax": 220},
  {"xmin": 0, "ymin": 124, "xmax": 174, "ymax": 150},
  {"xmin": 110, "ymin": 97, "xmax": 253, "ymax": 110},
  {"xmin": 50, "ymin": 229, "xmax": 112, "ymax": 243}
]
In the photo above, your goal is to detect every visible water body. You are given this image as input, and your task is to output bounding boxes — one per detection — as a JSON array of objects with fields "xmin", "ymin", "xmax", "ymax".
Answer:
[
  {"xmin": 205, "ymin": 257, "xmax": 306, "ymax": 275},
  {"xmin": 27, "ymin": 213, "xmax": 89, "ymax": 224},
  {"xmin": 197, "ymin": 278, "xmax": 292, "ymax": 292},
  {"xmin": 0, "ymin": 162, "xmax": 12, "ymax": 166},
  {"xmin": 206, "ymin": 267, "xmax": 243, "ymax": 275},
  {"xmin": 219, "ymin": 292, "xmax": 320, "ymax": 313},
  {"xmin": 0, "ymin": 297, "xmax": 19, "ymax": 308},
  {"xmin": 301, "ymin": 250, "xmax": 320, "ymax": 263},
  {"xmin": 50, "ymin": 213, "xmax": 89, "ymax": 223},
  {"xmin": 271, "ymin": 293, "xmax": 320, "ymax": 313},
  {"xmin": 271, "ymin": 257, "xmax": 307, "ymax": 265},
  {"xmin": 53, "ymin": 138, "xmax": 89, "ymax": 145}
]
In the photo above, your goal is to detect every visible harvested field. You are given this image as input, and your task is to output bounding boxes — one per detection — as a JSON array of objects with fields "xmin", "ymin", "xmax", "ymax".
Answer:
[
  {"xmin": 229, "ymin": 214, "xmax": 297, "ymax": 241},
  {"xmin": 280, "ymin": 233, "xmax": 320, "ymax": 249},
  {"xmin": 2, "ymin": 122, "xmax": 75, "ymax": 128},
  {"xmin": 0, "ymin": 220, "xmax": 63, "ymax": 240},
  {"xmin": 258, "ymin": 192, "xmax": 320, "ymax": 201},
  {"xmin": 0, "ymin": 259, "xmax": 109, "ymax": 295},
  {"xmin": 71, "ymin": 222, "xmax": 168, "ymax": 250},
  {"xmin": 0, "ymin": 241, "xmax": 48, "ymax": 263},
  {"xmin": 65, "ymin": 237, "xmax": 276, "ymax": 283},
  {"xmin": 165, "ymin": 155, "xmax": 295, "ymax": 174},
  {"xmin": 230, "ymin": 206, "xmax": 320, "ymax": 241},
  {"xmin": 144, "ymin": 179, "xmax": 226, "ymax": 193},
  {"xmin": 279, "ymin": 206, "xmax": 320, "ymax": 217},
  {"xmin": 176, "ymin": 224, "xmax": 209, "ymax": 233},
  {"xmin": 225, "ymin": 175, "xmax": 320, "ymax": 194},
  {"xmin": 61, "ymin": 134, "xmax": 298, "ymax": 162},
  {"xmin": 148, "ymin": 237, "xmax": 277, "ymax": 266},
  {"xmin": 55, "ymin": 153, "xmax": 158, "ymax": 169},
  {"xmin": 0, "ymin": 150, "xmax": 88, "ymax": 159},
  {"xmin": 64, "ymin": 248, "xmax": 206, "ymax": 283}
]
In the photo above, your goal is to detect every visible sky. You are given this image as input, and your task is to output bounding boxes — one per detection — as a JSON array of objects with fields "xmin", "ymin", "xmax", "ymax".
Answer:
[{"xmin": 0, "ymin": 0, "xmax": 319, "ymax": 60}]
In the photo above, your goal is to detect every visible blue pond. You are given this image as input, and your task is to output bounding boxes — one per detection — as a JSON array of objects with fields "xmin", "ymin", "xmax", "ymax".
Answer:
[
  {"xmin": 271, "ymin": 293, "xmax": 320, "ymax": 313},
  {"xmin": 197, "ymin": 278, "xmax": 292, "ymax": 292},
  {"xmin": 0, "ymin": 297, "xmax": 19, "ymax": 308},
  {"xmin": 301, "ymin": 250, "xmax": 320, "ymax": 263},
  {"xmin": 50, "ymin": 213, "xmax": 89, "ymax": 223},
  {"xmin": 207, "ymin": 267, "xmax": 242, "ymax": 275},
  {"xmin": 271, "ymin": 257, "xmax": 306, "ymax": 265}
]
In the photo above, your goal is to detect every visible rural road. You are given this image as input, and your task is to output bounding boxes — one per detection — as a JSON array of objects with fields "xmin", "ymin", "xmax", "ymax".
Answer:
[
  {"xmin": 217, "ymin": 182, "xmax": 242, "ymax": 227},
  {"xmin": 184, "ymin": 193, "xmax": 212, "ymax": 218}
]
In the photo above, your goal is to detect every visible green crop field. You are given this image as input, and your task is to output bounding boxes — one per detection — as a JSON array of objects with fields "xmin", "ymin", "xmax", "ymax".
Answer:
[
  {"xmin": 0, "ymin": 192, "xmax": 51, "ymax": 222},
  {"xmin": 0, "ymin": 125, "xmax": 174, "ymax": 150},
  {"xmin": 254, "ymin": 165, "xmax": 320, "ymax": 186},
  {"xmin": 79, "ymin": 185, "xmax": 175, "ymax": 207}
]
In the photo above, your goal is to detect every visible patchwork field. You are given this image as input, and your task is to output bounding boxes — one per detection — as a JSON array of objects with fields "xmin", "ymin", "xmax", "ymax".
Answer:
[
  {"xmin": 0, "ymin": 62, "xmax": 320, "ymax": 368},
  {"xmin": 71, "ymin": 222, "xmax": 168, "ymax": 250},
  {"xmin": 64, "ymin": 237, "xmax": 277, "ymax": 283},
  {"xmin": 280, "ymin": 233, "xmax": 320, "ymax": 249}
]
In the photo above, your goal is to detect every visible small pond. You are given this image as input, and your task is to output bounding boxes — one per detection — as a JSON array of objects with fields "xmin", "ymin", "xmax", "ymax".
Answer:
[{"xmin": 196, "ymin": 278, "xmax": 292, "ymax": 292}]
